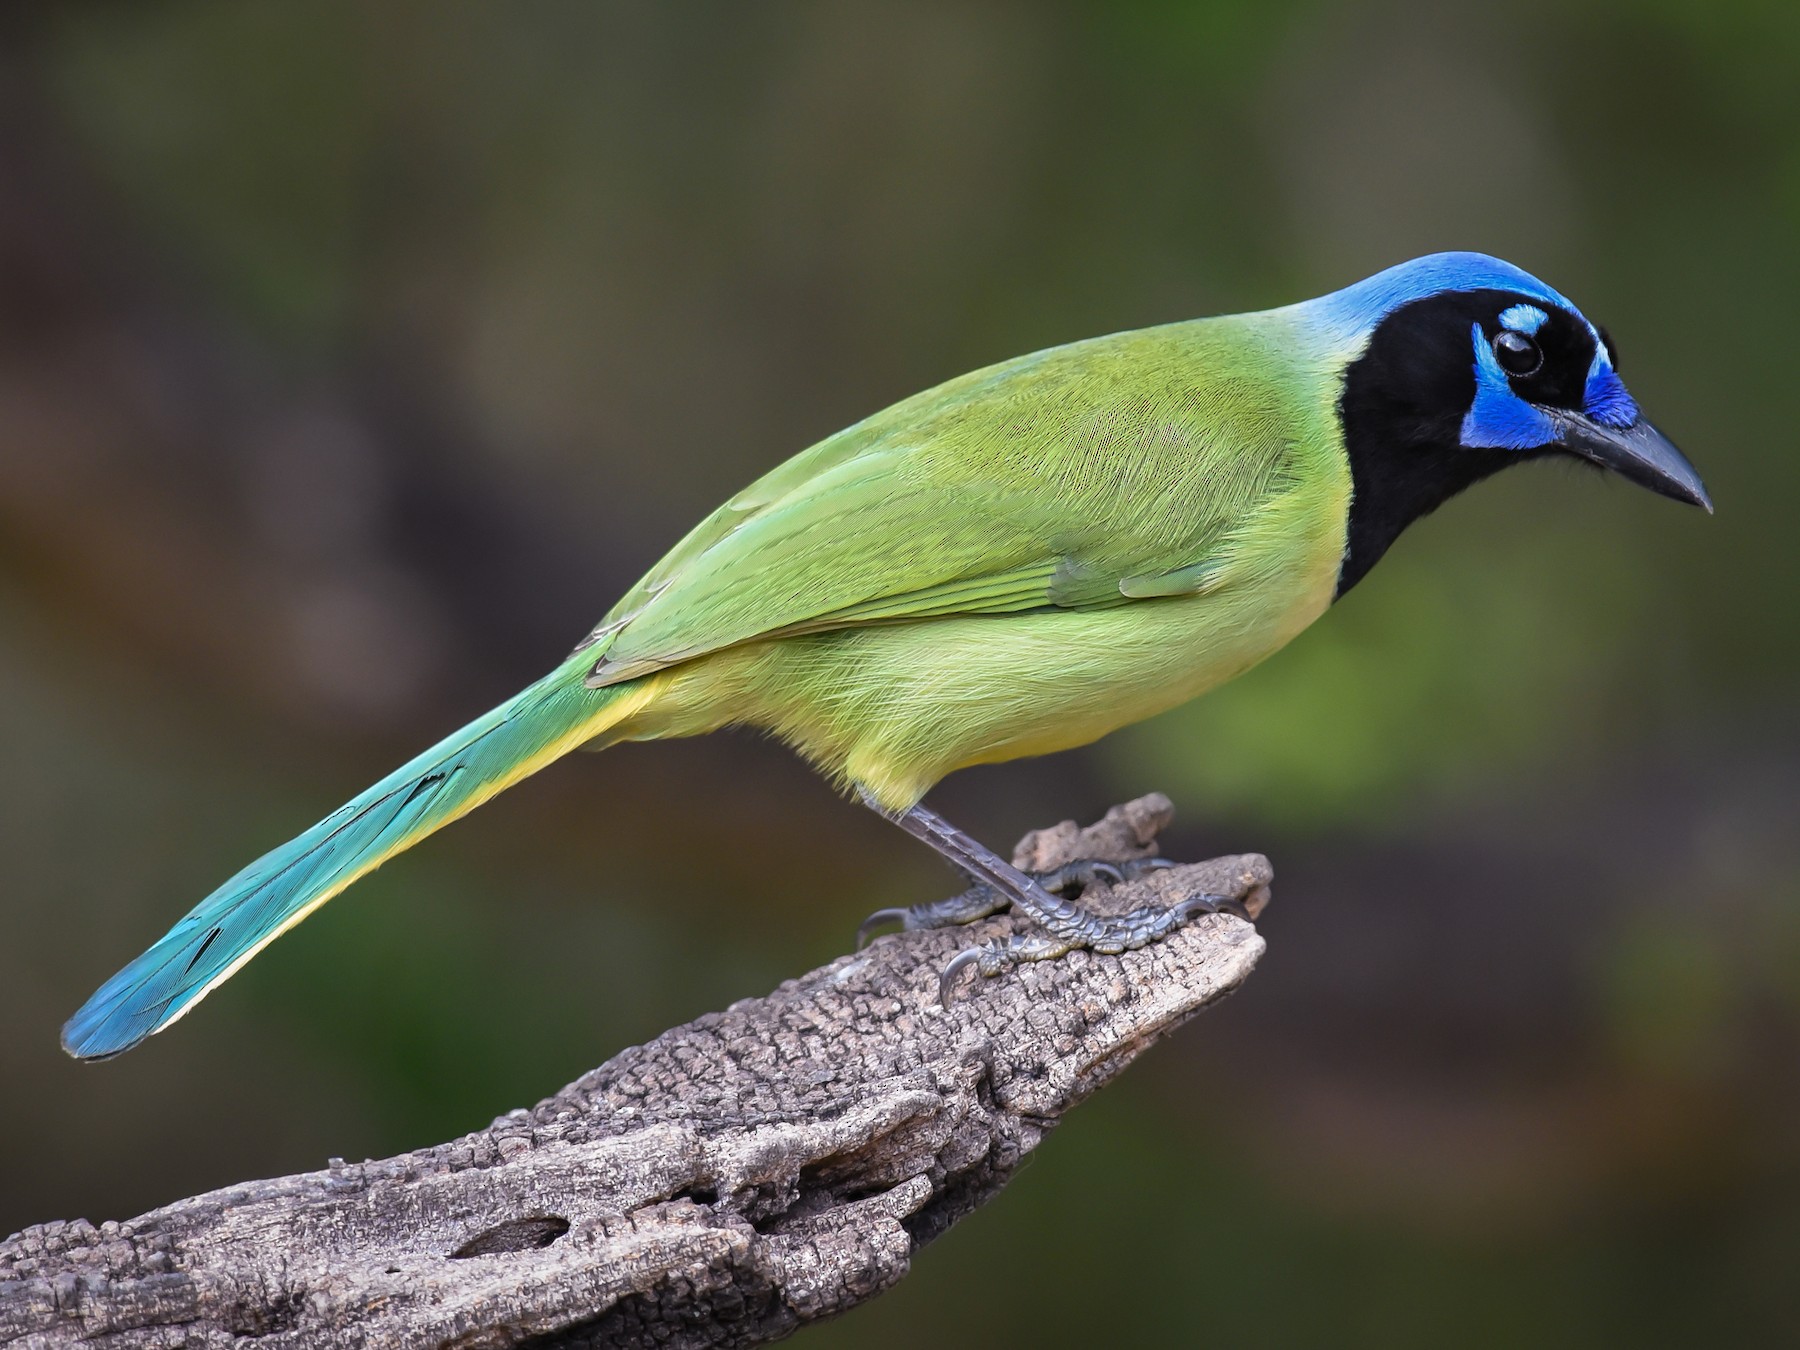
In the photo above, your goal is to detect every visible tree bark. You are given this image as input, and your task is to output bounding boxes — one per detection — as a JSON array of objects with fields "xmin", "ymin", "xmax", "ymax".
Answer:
[{"xmin": 0, "ymin": 795, "xmax": 1269, "ymax": 1349}]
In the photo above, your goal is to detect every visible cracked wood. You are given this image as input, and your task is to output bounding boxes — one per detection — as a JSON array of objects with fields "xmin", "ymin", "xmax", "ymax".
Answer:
[{"xmin": 0, "ymin": 794, "xmax": 1270, "ymax": 1349}]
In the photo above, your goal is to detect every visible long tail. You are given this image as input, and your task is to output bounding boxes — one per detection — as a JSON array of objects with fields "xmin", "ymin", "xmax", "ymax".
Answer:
[{"xmin": 62, "ymin": 653, "xmax": 648, "ymax": 1060}]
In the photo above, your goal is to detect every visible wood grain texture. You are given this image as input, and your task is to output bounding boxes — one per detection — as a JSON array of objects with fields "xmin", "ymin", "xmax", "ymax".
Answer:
[{"xmin": 1, "ymin": 795, "xmax": 1270, "ymax": 1349}]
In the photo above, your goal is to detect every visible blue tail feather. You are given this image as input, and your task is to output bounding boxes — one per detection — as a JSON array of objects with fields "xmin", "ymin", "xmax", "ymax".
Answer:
[{"xmin": 62, "ymin": 657, "xmax": 609, "ymax": 1060}]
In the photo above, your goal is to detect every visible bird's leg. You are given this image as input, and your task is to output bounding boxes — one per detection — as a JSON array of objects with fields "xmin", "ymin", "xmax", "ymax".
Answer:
[
  {"xmin": 852, "ymin": 786, "xmax": 1178, "ymax": 947},
  {"xmin": 857, "ymin": 792, "xmax": 1246, "ymax": 1003}
]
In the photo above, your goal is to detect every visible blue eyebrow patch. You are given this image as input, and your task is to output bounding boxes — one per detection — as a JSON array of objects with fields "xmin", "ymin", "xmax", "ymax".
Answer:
[{"xmin": 1498, "ymin": 303, "xmax": 1549, "ymax": 334}]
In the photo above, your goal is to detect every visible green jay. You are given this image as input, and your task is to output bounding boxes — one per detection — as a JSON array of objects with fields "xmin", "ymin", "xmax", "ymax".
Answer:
[{"xmin": 62, "ymin": 252, "xmax": 1710, "ymax": 1060}]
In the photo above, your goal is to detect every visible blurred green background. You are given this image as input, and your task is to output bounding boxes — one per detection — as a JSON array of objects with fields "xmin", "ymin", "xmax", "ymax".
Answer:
[{"xmin": 3, "ymin": 1, "xmax": 1797, "ymax": 1344}]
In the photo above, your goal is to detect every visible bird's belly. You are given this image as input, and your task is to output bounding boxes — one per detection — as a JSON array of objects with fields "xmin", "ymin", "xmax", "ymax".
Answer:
[
  {"xmin": 622, "ymin": 452, "xmax": 1352, "ymax": 809},
  {"xmin": 686, "ymin": 548, "xmax": 1341, "ymax": 809}
]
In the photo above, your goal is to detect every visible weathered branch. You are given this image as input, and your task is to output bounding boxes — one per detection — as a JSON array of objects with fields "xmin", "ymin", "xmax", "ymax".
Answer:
[{"xmin": 0, "ymin": 795, "xmax": 1269, "ymax": 1349}]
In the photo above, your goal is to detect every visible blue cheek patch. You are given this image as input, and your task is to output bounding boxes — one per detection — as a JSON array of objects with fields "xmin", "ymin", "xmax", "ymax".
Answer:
[
  {"xmin": 1460, "ymin": 323, "xmax": 1557, "ymax": 449},
  {"xmin": 1583, "ymin": 351, "xmax": 1638, "ymax": 427}
]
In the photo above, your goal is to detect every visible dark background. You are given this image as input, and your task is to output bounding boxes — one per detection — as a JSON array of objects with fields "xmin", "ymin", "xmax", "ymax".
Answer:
[{"xmin": 3, "ymin": 3, "xmax": 1797, "ymax": 1345}]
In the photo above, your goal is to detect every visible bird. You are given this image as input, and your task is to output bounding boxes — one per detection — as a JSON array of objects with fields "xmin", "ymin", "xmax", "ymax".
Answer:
[{"xmin": 61, "ymin": 251, "xmax": 1711, "ymax": 1060}]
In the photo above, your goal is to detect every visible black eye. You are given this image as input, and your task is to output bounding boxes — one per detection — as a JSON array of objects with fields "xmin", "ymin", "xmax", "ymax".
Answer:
[{"xmin": 1492, "ymin": 329, "xmax": 1542, "ymax": 377}]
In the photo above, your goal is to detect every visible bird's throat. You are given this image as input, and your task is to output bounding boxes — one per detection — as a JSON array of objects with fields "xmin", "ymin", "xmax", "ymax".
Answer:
[
  {"xmin": 1332, "ymin": 293, "xmax": 1545, "ymax": 598},
  {"xmin": 1334, "ymin": 428, "xmax": 1521, "ymax": 597}
]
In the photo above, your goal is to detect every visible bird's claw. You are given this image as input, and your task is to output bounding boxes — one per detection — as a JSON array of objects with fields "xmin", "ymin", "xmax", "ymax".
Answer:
[
  {"xmin": 855, "ymin": 854, "xmax": 1141, "ymax": 947},
  {"xmin": 855, "ymin": 908, "xmax": 913, "ymax": 950},
  {"xmin": 1022, "ymin": 855, "xmax": 1174, "ymax": 893},
  {"xmin": 866, "ymin": 850, "xmax": 1248, "ymax": 1003},
  {"xmin": 937, "ymin": 932, "xmax": 1072, "ymax": 1006},
  {"xmin": 934, "ymin": 884, "xmax": 1252, "ymax": 1005},
  {"xmin": 1033, "ymin": 858, "xmax": 1127, "ymax": 895},
  {"xmin": 937, "ymin": 946, "xmax": 985, "ymax": 1006},
  {"xmin": 854, "ymin": 885, "xmax": 1011, "ymax": 948},
  {"xmin": 1120, "ymin": 856, "xmax": 1178, "ymax": 879},
  {"xmin": 1170, "ymin": 891, "xmax": 1251, "ymax": 924}
]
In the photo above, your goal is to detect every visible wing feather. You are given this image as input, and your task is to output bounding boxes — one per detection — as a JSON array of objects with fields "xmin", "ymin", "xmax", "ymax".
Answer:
[{"xmin": 582, "ymin": 320, "xmax": 1303, "ymax": 687}]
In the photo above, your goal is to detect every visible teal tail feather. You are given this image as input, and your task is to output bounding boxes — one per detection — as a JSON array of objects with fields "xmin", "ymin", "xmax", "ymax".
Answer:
[{"xmin": 63, "ymin": 653, "xmax": 631, "ymax": 1060}]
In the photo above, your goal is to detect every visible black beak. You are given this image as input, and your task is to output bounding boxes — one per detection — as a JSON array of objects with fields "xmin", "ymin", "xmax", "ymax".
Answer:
[{"xmin": 1547, "ymin": 410, "xmax": 1713, "ymax": 513}]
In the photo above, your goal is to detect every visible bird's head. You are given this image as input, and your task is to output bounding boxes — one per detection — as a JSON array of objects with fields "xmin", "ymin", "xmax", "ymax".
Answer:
[{"xmin": 1313, "ymin": 252, "xmax": 1711, "ymax": 594}]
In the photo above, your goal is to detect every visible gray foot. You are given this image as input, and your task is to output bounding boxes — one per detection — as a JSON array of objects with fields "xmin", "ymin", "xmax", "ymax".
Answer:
[
  {"xmin": 855, "ymin": 858, "xmax": 1173, "ymax": 950},
  {"xmin": 937, "ymin": 887, "xmax": 1251, "ymax": 1007}
]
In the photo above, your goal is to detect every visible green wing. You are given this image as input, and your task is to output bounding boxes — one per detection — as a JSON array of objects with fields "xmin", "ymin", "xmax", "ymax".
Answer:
[{"xmin": 584, "ymin": 318, "xmax": 1307, "ymax": 686}]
